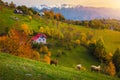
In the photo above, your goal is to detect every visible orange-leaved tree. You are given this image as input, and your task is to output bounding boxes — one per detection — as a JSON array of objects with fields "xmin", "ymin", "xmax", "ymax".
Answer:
[
  {"xmin": 0, "ymin": 29, "xmax": 40, "ymax": 61},
  {"xmin": 105, "ymin": 61, "xmax": 116, "ymax": 76}
]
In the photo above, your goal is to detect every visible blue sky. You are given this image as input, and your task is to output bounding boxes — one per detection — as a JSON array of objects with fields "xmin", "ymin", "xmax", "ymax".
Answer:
[{"xmin": 3, "ymin": 0, "xmax": 120, "ymax": 9}]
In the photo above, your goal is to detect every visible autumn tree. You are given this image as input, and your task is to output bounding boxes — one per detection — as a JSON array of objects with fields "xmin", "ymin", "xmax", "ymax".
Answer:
[
  {"xmin": 54, "ymin": 13, "xmax": 65, "ymax": 21},
  {"xmin": 21, "ymin": 23, "xmax": 32, "ymax": 35},
  {"xmin": 86, "ymin": 31, "xmax": 94, "ymax": 40},
  {"xmin": 105, "ymin": 52, "xmax": 113, "ymax": 63},
  {"xmin": 49, "ymin": 10, "xmax": 54, "ymax": 19},
  {"xmin": 28, "ymin": 16, "xmax": 32, "ymax": 22},
  {"xmin": 40, "ymin": 45, "xmax": 51, "ymax": 64},
  {"xmin": 39, "ymin": 27, "xmax": 44, "ymax": 33},
  {"xmin": 44, "ymin": 10, "xmax": 53, "ymax": 19},
  {"xmin": 9, "ymin": 1, "xmax": 15, "ymax": 8},
  {"xmin": 32, "ymin": 51, "xmax": 40, "ymax": 61},
  {"xmin": 94, "ymin": 38, "xmax": 107, "ymax": 62},
  {"xmin": 88, "ymin": 19, "xmax": 103, "ymax": 29},
  {"xmin": 75, "ymin": 39, "xmax": 80, "ymax": 45},
  {"xmin": 80, "ymin": 33, "xmax": 87, "ymax": 45},
  {"xmin": 0, "ymin": 29, "xmax": 40, "ymax": 61},
  {"xmin": 0, "ymin": 36, "xmax": 7, "ymax": 52},
  {"xmin": 43, "ymin": 54, "xmax": 51, "ymax": 64},
  {"xmin": 43, "ymin": 10, "xmax": 65, "ymax": 21},
  {"xmin": 40, "ymin": 46, "xmax": 48, "ymax": 54},
  {"xmin": 112, "ymin": 48, "xmax": 120, "ymax": 72},
  {"xmin": 43, "ymin": 51, "xmax": 51, "ymax": 64},
  {"xmin": 82, "ymin": 20, "xmax": 89, "ymax": 27},
  {"xmin": 28, "ymin": 8, "xmax": 37, "ymax": 14},
  {"xmin": 47, "ymin": 51, "xmax": 51, "ymax": 57},
  {"xmin": 104, "ymin": 61, "xmax": 116, "ymax": 76}
]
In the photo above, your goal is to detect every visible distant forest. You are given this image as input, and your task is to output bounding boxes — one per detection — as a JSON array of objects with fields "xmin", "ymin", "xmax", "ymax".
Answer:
[
  {"xmin": 64, "ymin": 19, "xmax": 120, "ymax": 31},
  {"xmin": 38, "ymin": 10, "xmax": 120, "ymax": 31}
]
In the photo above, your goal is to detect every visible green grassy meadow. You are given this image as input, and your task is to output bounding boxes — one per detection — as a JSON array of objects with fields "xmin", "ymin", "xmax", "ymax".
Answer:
[{"xmin": 0, "ymin": 53, "xmax": 119, "ymax": 80}]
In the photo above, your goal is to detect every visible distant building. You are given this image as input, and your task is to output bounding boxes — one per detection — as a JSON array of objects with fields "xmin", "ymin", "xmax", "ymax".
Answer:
[
  {"xmin": 31, "ymin": 33, "xmax": 47, "ymax": 44},
  {"xmin": 14, "ymin": 9, "xmax": 23, "ymax": 14},
  {"xmin": 39, "ymin": 12, "xmax": 45, "ymax": 16}
]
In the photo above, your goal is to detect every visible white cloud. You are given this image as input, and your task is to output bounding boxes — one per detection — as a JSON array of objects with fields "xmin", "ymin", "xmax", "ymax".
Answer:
[{"xmin": 3, "ymin": 0, "xmax": 120, "ymax": 8}]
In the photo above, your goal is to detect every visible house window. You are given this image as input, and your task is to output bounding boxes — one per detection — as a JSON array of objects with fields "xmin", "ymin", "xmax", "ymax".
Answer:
[
  {"xmin": 43, "ymin": 38, "xmax": 45, "ymax": 41},
  {"xmin": 39, "ymin": 39, "xmax": 41, "ymax": 41}
]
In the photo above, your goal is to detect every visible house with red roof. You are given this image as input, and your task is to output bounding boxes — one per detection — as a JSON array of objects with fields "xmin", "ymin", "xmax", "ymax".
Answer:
[{"xmin": 31, "ymin": 33, "xmax": 47, "ymax": 44}]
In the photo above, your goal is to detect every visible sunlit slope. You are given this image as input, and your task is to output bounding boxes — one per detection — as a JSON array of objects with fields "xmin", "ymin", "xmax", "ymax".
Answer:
[{"xmin": 0, "ymin": 53, "xmax": 119, "ymax": 80}]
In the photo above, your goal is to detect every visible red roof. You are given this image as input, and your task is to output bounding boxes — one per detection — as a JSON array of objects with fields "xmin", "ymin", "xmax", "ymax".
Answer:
[{"xmin": 31, "ymin": 33, "xmax": 47, "ymax": 41}]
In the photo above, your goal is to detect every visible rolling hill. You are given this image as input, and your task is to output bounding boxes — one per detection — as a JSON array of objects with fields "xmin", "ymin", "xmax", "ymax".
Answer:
[{"xmin": 0, "ymin": 53, "xmax": 119, "ymax": 80}]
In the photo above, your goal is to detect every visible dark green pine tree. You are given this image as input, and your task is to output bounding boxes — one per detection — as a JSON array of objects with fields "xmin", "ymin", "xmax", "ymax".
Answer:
[{"xmin": 112, "ymin": 48, "xmax": 120, "ymax": 72}]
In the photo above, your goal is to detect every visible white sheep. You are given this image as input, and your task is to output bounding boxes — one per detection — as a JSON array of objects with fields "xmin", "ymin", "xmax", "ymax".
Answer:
[
  {"xmin": 91, "ymin": 65, "xmax": 101, "ymax": 72},
  {"xmin": 76, "ymin": 64, "xmax": 82, "ymax": 70}
]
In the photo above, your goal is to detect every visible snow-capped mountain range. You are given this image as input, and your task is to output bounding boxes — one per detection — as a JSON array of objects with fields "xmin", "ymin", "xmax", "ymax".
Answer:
[
  {"xmin": 33, "ymin": 4, "xmax": 120, "ymax": 20},
  {"xmin": 34, "ymin": 4, "xmax": 76, "ymax": 10}
]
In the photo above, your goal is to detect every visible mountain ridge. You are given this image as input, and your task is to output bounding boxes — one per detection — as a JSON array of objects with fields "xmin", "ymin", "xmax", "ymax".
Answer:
[{"xmin": 33, "ymin": 4, "xmax": 120, "ymax": 20}]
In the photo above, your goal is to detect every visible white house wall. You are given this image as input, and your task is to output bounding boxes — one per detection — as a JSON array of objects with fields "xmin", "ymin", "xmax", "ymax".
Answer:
[{"xmin": 36, "ymin": 37, "xmax": 46, "ymax": 44}]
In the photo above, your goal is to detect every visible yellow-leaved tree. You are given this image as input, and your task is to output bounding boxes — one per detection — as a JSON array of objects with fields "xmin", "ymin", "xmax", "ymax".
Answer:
[
  {"xmin": 39, "ymin": 27, "xmax": 44, "ymax": 33},
  {"xmin": 105, "ymin": 61, "xmax": 116, "ymax": 76},
  {"xmin": 21, "ymin": 23, "xmax": 32, "ymax": 35},
  {"xmin": 40, "ymin": 45, "xmax": 51, "ymax": 64},
  {"xmin": 28, "ymin": 16, "xmax": 32, "ymax": 22},
  {"xmin": 75, "ymin": 39, "xmax": 80, "ymax": 45}
]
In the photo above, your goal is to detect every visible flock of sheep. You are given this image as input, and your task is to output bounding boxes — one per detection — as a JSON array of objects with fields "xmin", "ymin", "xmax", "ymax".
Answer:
[
  {"xmin": 50, "ymin": 59, "xmax": 101, "ymax": 72},
  {"xmin": 76, "ymin": 64, "xmax": 101, "ymax": 72}
]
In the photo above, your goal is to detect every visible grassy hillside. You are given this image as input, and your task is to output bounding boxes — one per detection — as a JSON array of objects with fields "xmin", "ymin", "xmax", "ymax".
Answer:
[
  {"xmin": 93, "ymin": 29, "xmax": 120, "ymax": 53},
  {"xmin": 0, "ymin": 7, "xmax": 119, "ymax": 53},
  {"xmin": 50, "ymin": 45, "xmax": 99, "ymax": 69},
  {"xmin": 76, "ymin": 27, "xmax": 120, "ymax": 53},
  {"xmin": 0, "ymin": 6, "xmax": 120, "ymax": 66},
  {"xmin": 0, "ymin": 53, "xmax": 119, "ymax": 80}
]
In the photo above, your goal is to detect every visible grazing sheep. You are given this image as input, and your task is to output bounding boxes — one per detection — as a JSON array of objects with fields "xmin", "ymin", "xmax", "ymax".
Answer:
[
  {"xmin": 76, "ymin": 64, "xmax": 82, "ymax": 70},
  {"xmin": 91, "ymin": 65, "xmax": 101, "ymax": 72},
  {"xmin": 50, "ymin": 59, "xmax": 58, "ymax": 66}
]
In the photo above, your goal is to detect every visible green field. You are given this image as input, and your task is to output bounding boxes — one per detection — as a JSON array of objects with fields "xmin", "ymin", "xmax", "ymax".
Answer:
[{"xmin": 0, "ymin": 53, "xmax": 119, "ymax": 80}]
